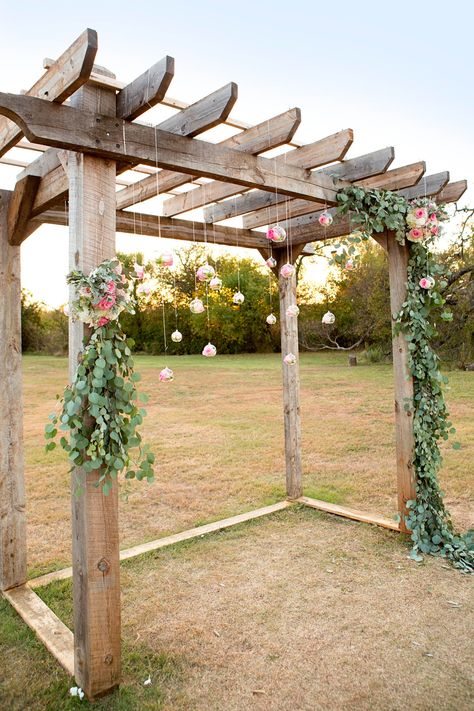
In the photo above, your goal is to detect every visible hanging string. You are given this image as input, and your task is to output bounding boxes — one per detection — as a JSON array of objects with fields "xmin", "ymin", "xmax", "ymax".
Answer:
[
  {"xmin": 205, "ymin": 281, "xmax": 211, "ymax": 340},
  {"xmin": 162, "ymin": 301, "xmax": 168, "ymax": 355},
  {"xmin": 153, "ymin": 126, "xmax": 162, "ymax": 241},
  {"xmin": 234, "ymin": 195, "xmax": 241, "ymax": 292},
  {"xmin": 173, "ymin": 271, "xmax": 179, "ymax": 330}
]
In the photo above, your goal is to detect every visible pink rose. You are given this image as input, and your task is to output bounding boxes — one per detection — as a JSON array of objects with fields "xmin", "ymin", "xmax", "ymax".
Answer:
[
  {"xmin": 266, "ymin": 225, "xmax": 286, "ymax": 243},
  {"xmin": 134, "ymin": 263, "xmax": 145, "ymax": 279},
  {"xmin": 407, "ymin": 228, "xmax": 424, "ymax": 242},
  {"xmin": 419, "ymin": 276, "xmax": 435, "ymax": 290},
  {"xmin": 431, "ymin": 225, "xmax": 438, "ymax": 236},
  {"xmin": 318, "ymin": 211, "xmax": 333, "ymax": 226},
  {"xmin": 159, "ymin": 367, "xmax": 174, "ymax": 382},
  {"xmin": 280, "ymin": 263, "xmax": 295, "ymax": 279},
  {"xmin": 97, "ymin": 295, "xmax": 115, "ymax": 310},
  {"xmin": 97, "ymin": 316, "xmax": 109, "ymax": 327},
  {"xmin": 158, "ymin": 253, "xmax": 174, "ymax": 267},
  {"xmin": 196, "ymin": 264, "xmax": 215, "ymax": 282},
  {"xmin": 202, "ymin": 342, "xmax": 217, "ymax": 357},
  {"xmin": 265, "ymin": 256, "xmax": 277, "ymax": 268},
  {"xmin": 428, "ymin": 213, "xmax": 437, "ymax": 224},
  {"xmin": 414, "ymin": 208, "xmax": 427, "ymax": 221},
  {"xmin": 106, "ymin": 281, "xmax": 116, "ymax": 294},
  {"xmin": 283, "ymin": 353, "xmax": 297, "ymax": 365},
  {"xmin": 345, "ymin": 259, "xmax": 354, "ymax": 270}
]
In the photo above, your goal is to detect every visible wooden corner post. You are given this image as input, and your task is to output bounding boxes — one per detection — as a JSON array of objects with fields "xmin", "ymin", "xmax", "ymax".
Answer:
[
  {"xmin": 384, "ymin": 231, "xmax": 416, "ymax": 532},
  {"xmin": 68, "ymin": 82, "xmax": 121, "ymax": 698},
  {"xmin": 276, "ymin": 252, "xmax": 303, "ymax": 499},
  {"xmin": 0, "ymin": 190, "xmax": 27, "ymax": 591}
]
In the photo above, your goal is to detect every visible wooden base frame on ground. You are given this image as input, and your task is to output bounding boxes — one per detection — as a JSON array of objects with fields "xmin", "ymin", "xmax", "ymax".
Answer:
[{"xmin": 0, "ymin": 28, "xmax": 467, "ymax": 700}]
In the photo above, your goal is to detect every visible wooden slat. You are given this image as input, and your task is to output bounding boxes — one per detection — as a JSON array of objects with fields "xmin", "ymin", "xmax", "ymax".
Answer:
[
  {"xmin": 0, "ymin": 93, "xmax": 344, "ymax": 205},
  {"xmin": 205, "ymin": 146, "xmax": 394, "ymax": 224},
  {"xmin": 116, "ymin": 56, "xmax": 175, "ymax": 121},
  {"xmin": 243, "ymin": 160, "xmax": 424, "ymax": 229},
  {"xmin": 116, "ymin": 105, "xmax": 300, "ymax": 210},
  {"xmin": 395, "ymin": 171, "xmax": 449, "ymax": 200},
  {"xmin": 298, "ymin": 496, "xmax": 400, "ymax": 531},
  {"xmin": 29, "ymin": 501, "xmax": 292, "ymax": 589},
  {"xmin": 68, "ymin": 83, "xmax": 121, "ymax": 699},
  {"xmin": 436, "ymin": 180, "xmax": 467, "ymax": 204},
  {"xmin": 3, "ymin": 586, "xmax": 74, "ymax": 675},
  {"xmin": 0, "ymin": 29, "xmax": 97, "ymax": 157},
  {"xmin": 162, "ymin": 126, "xmax": 351, "ymax": 216},
  {"xmin": 0, "ymin": 190, "xmax": 27, "ymax": 591},
  {"xmin": 7, "ymin": 174, "xmax": 41, "ymax": 245}
]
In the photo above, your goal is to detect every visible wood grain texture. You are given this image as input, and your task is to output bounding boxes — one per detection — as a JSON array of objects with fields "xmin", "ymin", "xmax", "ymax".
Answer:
[
  {"xmin": 3, "ymin": 586, "xmax": 74, "ymax": 675},
  {"xmin": 243, "ymin": 160, "xmax": 424, "ymax": 229},
  {"xmin": 68, "ymin": 84, "xmax": 121, "ymax": 699},
  {"xmin": 116, "ymin": 56, "xmax": 174, "ymax": 121},
  {"xmin": 206, "ymin": 146, "xmax": 393, "ymax": 224},
  {"xmin": 0, "ymin": 93, "xmax": 343, "ymax": 205},
  {"xmin": 7, "ymin": 175, "xmax": 41, "ymax": 245},
  {"xmin": 160, "ymin": 108, "xmax": 303, "ymax": 215},
  {"xmin": 0, "ymin": 190, "xmax": 27, "ymax": 591},
  {"xmin": 0, "ymin": 29, "xmax": 97, "ymax": 157},
  {"xmin": 432, "ymin": 179, "xmax": 466, "ymax": 204},
  {"xmin": 298, "ymin": 497, "xmax": 400, "ymax": 531},
  {"xmin": 276, "ymin": 252, "xmax": 303, "ymax": 498}
]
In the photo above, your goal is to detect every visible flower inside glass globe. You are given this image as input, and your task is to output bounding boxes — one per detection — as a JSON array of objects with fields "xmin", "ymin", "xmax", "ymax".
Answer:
[
  {"xmin": 266, "ymin": 313, "xmax": 277, "ymax": 325},
  {"xmin": 265, "ymin": 256, "xmax": 277, "ymax": 268},
  {"xmin": 190, "ymin": 298, "xmax": 205, "ymax": 314},
  {"xmin": 171, "ymin": 329, "xmax": 183, "ymax": 343},
  {"xmin": 322, "ymin": 310, "xmax": 335, "ymax": 325},
  {"xmin": 232, "ymin": 291, "xmax": 245, "ymax": 305},
  {"xmin": 196, "ymin": 264, "xmax": 215, "ymax": 282},
  {"xmin": 159, "ymin": 367, "xmax": 174, "ymax": 382},
  {"xmin": 280, "ymin": 263, "xmax": 295, "ymax": 279},
  {"xmin": 286, "ymin": 304, "xmax": 299, "ymax": 317},
  {"xmin": 209, "ymin": 276, "xmax": 222, "ymax": 291},
  {"xmin": 202, "ymin": 342, "xmax": 217, "ymax": 357},
  {"xmin": 283, "ymin": 353, "xmax": 297, "ymax": 365},
  {"xmin": 266, "ymin": 224, "xmax": 286, "ymax": 243}
]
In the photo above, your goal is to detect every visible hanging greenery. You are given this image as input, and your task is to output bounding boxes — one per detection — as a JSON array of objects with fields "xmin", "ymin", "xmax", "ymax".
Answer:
[
  {"xmin": 335, "ymin": 187, "xmax": 474, "ymax": 572},
  {"xmin": 45, "ymin": 259, "xmax": 155, "ymax": 496}
]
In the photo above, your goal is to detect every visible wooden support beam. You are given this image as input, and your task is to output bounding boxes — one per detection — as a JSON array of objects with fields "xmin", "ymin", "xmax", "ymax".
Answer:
[
  {"xmin": 3, "ymin": 586, "xmax": 74, "ymax": 675},
  {"xmin": 243, "ymin": 160, "xmax": 425, "ymax": 229},
  {"xmin": 0, "ymin": 190, "xmax": 27, "ymax": 591},
  {"xmin": 116, "ymin": 56, "xmax": 175, "ymax": 121},
  {"xmin": 7, "ymin": 175, "xmax": 41, "ymax": 245},
  {"xmin": 396, "ymin": 171, "xmax": 449, "ymax": 201},
  {"xmin": 204, "ymin": 146, "xmax": 394, "ymax": 224},
  {"xmin": 275, "ymin": 251, "xmax": 303, "ymax": 499},
  {"xmin": 68, "ymin": 84, "xmax": 121, "ymax": 699},
  {"xmin": 432, "ymin": 179, "xmax": 467, "ymax": 204},
  {"xmin": 162, "ymin": 126, "xmax": 352, "ymax": 217},
  {"xmin": 118, "ymin": 107, "xmax": 301, "ymax": 211},
  {"xmin": 0, "ymin": 29, "xmax": 97, "ymax": 157},
  {"xmin": 0, "ymin": 93, "xmax": 344, "ymax": 205},
  {"xmin": 30, "ymin": 208, "xmax": 270, "ymax": 249},
  {"xmin": 298, "ymin": 497, "xmax": 400, "ymax": 531}
]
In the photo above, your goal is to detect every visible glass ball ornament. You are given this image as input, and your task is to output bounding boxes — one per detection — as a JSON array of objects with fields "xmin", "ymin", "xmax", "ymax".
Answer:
[
  {"xmin": 209, "ymin": 276, "xmax": 222, "ymax": 291},
  {"xmin": 190, "ymin": 298, "xmax": 205, "ymax": 314},
  {"xmin": 322, "ymin": 311, "xmax": 335, "ymax": 325},
  {"xmin": 266, "ymin": 313, "xmax": 277, "ymax": 325},
  {"xmin": 265, "ymin": 256, "xmax": 277, "ymax": 268},
  {"xmin": 266, "ymin": 224, "xmax": 286, "ymax": 243},
  {"xmin": 196, "ymin": 264, "xmax": 215, "ymax": 282},
  {"xmin": 157, "ymin": 252, "xmax": 174, "ymax": 267},
  {"xmin": 286, "ymin": 304, "xmax": 299, "ymax": 317},
  {"xmin": 171, "ymin": 329, "xmax": 183, "ymax": 343},
  {"xmin": 202, "ymin": 342, "xmax": 217, "ymax": 357},
  {"xmin": 318, "ymin": 211, "xmax": 333, "ymax": 226},
  {"xmin": 283, "ymin": 353, "xmax": 297, "ymax": 365},
  {"xmin": 280, "ymin": 263, "xmax": 295, "ymax": 279},
  {"xmin": 419, "ymin": 276, "xmax": 435, "ymax": 289},
  {"xmin": 159, "ymin": 366, "xmax": 174, "ymax": 382},
  {"xmin": 232, "ymin": 291, "xmax": 245, "ymax": 305}
]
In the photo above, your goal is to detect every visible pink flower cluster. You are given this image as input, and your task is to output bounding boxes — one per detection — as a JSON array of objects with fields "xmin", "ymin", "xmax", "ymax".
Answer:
[
  {"xmin": 266, "ymin": 225, "xmax": 286, "ymax": 243},
  {"xmin": 406, "ymin": 203, "xmax": 440, "ymax": 243}
]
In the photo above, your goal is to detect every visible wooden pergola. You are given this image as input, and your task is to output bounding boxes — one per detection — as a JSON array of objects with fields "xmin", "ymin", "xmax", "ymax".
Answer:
[{"xmin": 0, "ymin": 29, "xmax": 467, "ymax": 699}]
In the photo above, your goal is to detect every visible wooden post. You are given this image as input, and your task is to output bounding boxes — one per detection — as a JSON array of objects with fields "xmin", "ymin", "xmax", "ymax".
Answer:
[
  {"xmin": 0, "ymin": 190, "xmax": 27, "ymax": 591},
  {"xmin": 384, "ymin": 231, "xmax": 416, "ymax": 532},
  {"xmin": 276, "ymin": 252, "xmax": 303, "ymax": 499},
  {"xmin": 68, "ymin": 82, "xmax": 120, "ymax": 698}
]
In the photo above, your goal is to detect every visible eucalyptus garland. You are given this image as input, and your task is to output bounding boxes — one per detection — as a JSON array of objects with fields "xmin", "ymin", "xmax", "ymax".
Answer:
[
  {"xmin": 334, "ymin": 187, "xmax": 473, "ymax": 572},
  {"xmin": 45, "ymin": 259, "xmax": 155, "ymax": 495}
]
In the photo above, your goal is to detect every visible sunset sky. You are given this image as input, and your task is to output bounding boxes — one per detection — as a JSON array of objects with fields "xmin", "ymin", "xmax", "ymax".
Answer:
[{"xmin": 1, "ymin": 0, "xmax": 472, "ymax": 306}]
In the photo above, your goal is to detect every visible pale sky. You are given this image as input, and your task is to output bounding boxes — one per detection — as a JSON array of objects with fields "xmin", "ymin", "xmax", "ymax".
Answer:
[{"xmin": 1, "ymin": 0, "xmax": 473, "ymax": 306}]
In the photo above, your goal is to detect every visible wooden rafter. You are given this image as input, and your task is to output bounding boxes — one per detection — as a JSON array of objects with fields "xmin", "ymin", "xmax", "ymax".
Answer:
[
  {"xmin": 203, "ymin": 146, "xmax": 395, "ymax": 224},
  {"xmin": 0, "ymin": 29, "xmax": 98, "ymax": 157},
  {"xmin": 116, "ymin": 56, "xmax": 175, "ymax": 121}
]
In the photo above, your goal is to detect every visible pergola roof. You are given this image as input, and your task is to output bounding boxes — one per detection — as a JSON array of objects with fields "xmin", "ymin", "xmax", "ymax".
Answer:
[{"xmin": 0, "ymin": 28, "xmax": 467, "ymax": 251}]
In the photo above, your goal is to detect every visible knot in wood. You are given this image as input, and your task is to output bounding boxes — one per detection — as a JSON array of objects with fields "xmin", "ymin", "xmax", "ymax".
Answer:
[
  {"xmin": 103, "ymin": 653, "xmax": 113, "ymax": 665},
  {"xmin": 97, "ymin": 557, "xmax": 110, "ymax": 573}
]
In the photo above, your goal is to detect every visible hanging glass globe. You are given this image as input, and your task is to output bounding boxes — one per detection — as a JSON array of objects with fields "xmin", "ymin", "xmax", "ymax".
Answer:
[
  {"xmin": 209, "ymin": 276, "xmax": 222, "ymax": 291},
  {"xmin": 345, "ymin": 259, "xmax": 354, "ymax": 270},
  {"xmin": 266, "ymin": 313, "xmax": 277, "ymax": 325},
  {"xmin": 318, "ymin": 211, "xmax": 333, "ymax": 226},
  {"xmin": 232, "ymin": 291, "xmax": 245, "ymax": 305},
  {"xmin": 196, "ymin": 264, "xmax": 215, "ymax": 282},
  {"xmin": 159, "ymin": 367, "xmax": 174, "ymax": 382},
  {"xmin": 283, "ymin": 353, "xmax": 297, "ymax": 365},
  {"xmin": 280, "ymin": 263, "xmax": 295, "ymax": 279},
  {"xmin": 265, "ymin": 256, "xmax": 277, "ymax": 268},
  {"xmin": 157, "ymin": 252, "xmax": 174, "ymax": 267},
  {"xmin": 322, "ymin": 311, "xmax": 335, "ymax": 325},
  {"xmin": 171, "ymin": 329, "xmax": 183, "ymax": 342},
  {"xmin": 286, "ymin": 304, "xmax": 299, "ymax": 317},
  {"xmin": 190, "ymin": 298, "xmax": 205, "ymax": 314},
  {"xmin": 202, "ymin": 342, "xmax": 217, "ymax": 357},
  {"xmin": 266, "ymin": 224, "xmax": 286, "ymax": 243}
]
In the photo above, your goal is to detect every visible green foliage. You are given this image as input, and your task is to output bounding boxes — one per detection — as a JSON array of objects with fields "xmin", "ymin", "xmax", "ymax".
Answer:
[
  {"xmin": 395, "ymin": 246, "xmax": 474, "ymax": 572},
  {"xmin": 21, "ymin": 289, "xmax": 46, "ymax": 351},
  {"xmin": 336, "ymin": 186, "xmax": 408, "ymax": 244}
]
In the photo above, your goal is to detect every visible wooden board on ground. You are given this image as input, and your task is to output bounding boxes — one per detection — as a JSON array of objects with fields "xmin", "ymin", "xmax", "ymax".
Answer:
[{"xmin": 298, "ymin": 496, "xmax": 400, "ymax": 531}]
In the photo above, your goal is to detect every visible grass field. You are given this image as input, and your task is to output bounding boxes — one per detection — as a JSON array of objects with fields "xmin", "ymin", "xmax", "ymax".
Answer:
[{"xmin": 1, "ymin": 352, "xmax": 473, "ymax": 710}]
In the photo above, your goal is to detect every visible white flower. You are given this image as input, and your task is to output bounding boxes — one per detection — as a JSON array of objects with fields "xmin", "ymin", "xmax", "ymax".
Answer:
[{"xmin": 69, "ymin": 686, "xmax": 85, "ymax": 700}]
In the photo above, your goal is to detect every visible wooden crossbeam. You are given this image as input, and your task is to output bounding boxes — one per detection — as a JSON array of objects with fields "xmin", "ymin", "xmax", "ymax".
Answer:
[
  {"xmin": 116, "ymin": 56, "xmax": 175, "ymax": 121},
  {"xmin": 7, "ymin": 175, "xmax": 40, "ymax": 245},
  {"xmin": 398, "ymin": 171, "xmax": 449, "ymax": 201},
  {"xmin": 0, "ymin": 93, "xmax": 345, "ymax": 204},
  {"xmin": 243, "ymin": 161, "xmax": 426, "ymax": 229},
  {"xmin": 0, "ymin": 29, "xmax": 97, "ymax": 157},
  {"xmin": 161, "ymin": 128, "xmax": 353, "ymax": 217},
  {"xmin": 116, "ymin": 106, "xmax": 301, "ymax": 210},
  {"xmin": 435, "ymin": 180, "xmax": 467, "ymax": 204},
  {"xmin": 204, "ymin": 147, "xmax": 394, "ymax": 224}
]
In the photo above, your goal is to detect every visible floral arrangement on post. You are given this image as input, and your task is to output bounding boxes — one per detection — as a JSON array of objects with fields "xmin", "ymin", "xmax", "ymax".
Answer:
[
  {"xmin": 334, "ymin": 187, "xmax": 474, "ymax": 572},
  {"xmin": 44, "ymin": 259, "xmax": 155, "ymax": 496}
]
